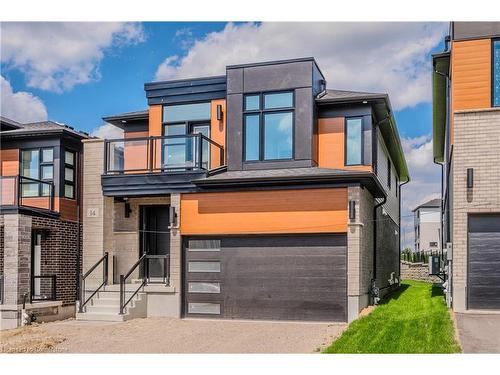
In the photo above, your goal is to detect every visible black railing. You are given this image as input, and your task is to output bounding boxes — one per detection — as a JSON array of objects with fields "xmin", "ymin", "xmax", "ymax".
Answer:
[
  {"xmin": 31, "ymin": 275, "xmax": 57, "ymax": 302},
  {"xmin": 0, "ymin": 175, "xmax": 55, "ymax": 211},
  {"xmin": 0, "ymin": 273, "xmax": 4, "ymax": 304},
  {"xmin": 104, "ymin": 134, "xmax": 225, "ymax": 175},
  {"xmin": 119, "ymin": 254, "xmax": 169, "ymax": 315},
  {"xmin": 79, "ymin": 252, "xmax": 109, "ymax": 313}
]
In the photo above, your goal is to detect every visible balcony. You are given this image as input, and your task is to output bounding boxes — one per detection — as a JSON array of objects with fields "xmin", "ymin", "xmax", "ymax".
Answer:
[
  {"xmin": 101, "ymin": 134, "xmax": 225, "ymax": 196},
  {"xmin": 0, "ymin": 175, "xmax": 55, "ymax": 212}
]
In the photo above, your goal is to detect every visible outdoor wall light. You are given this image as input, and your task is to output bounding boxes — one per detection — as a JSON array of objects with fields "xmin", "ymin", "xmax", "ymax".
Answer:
[
  {"xmin": 124, "ymin": 202, "xmax": 132, "ymax": 218},
  {"xmin": 216, "ymin": 104, "xmax": 223, "ymax": 121},
  {"xmin": 467, "ymin": 168, "xmax": 474, "ymax": 189},
  {"xmin": 349, "ymin": 200, "xmax": 356, "ymax": 220},
  {"xmin": 169, "ymin": 206, "xmax": 178, "ymax": 227}
]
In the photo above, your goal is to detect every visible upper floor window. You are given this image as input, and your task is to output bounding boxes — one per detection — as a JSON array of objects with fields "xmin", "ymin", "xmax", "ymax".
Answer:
[
  {"xmin": 163, "ymin": 102, "xmax": 211, "ymax": 122},
  {"xmin": 494, "ymin": 39, "xmax": 500, "ymax": 107},
  {"xmin": 64, "ymin": 150, "xmax": 76, "ymax": 199},
  {"xmin": 387, "ymin": 156, "xmax": 392, "ymax": 190},
  {"xmin": 20, "ymin": 148, "xmax": 53, "ymax": 197},
  {"xmin": 243, "ymin": 91, "xmax": 294, "ymax": 162},
  {"xmin": 345, "ymin": 118, "xmax": 363, "ymax": 165}
]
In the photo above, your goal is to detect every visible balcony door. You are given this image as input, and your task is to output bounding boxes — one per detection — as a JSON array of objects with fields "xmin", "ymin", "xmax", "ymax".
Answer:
[{"xmin": 162, "ymin": 122, "xmax": 210, "ymax": 170}]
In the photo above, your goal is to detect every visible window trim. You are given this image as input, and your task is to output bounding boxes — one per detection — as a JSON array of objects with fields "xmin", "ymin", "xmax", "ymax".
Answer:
[
  {"xmin": 242, "ymin": 90, "xmax": 295, "ymax": 162},
  {"xmin": 492, "ymin": 38, "xmax": 500, "ymax": 108},
  {"xmin": 20, "ymin": 147, "xmax": 54, "ymax": 197},
  {"xmin": 344, "ymin": 117, "xmax": 364, "ymax": 166},
  {"xmin": 64, "ymin": 149, "xmax": 76, "ymax": 199}
]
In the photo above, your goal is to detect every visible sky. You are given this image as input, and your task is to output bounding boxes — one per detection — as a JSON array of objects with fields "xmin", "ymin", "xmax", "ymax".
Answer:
[{"xmin": 0, "ymin": 22, "xmax": 448, "ymax": 249}]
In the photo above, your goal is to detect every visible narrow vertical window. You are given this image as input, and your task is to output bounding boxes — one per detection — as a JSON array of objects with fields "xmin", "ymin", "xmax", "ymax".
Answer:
[
  {"xmin": 387, "ymin": 156, "xmax": 392, "ymax": 190},
  {"xmin": 244, "ymin": 114, "xmax": 260, "ymax": 161},
  {"xmin": 494, "ymin": 40, "xmax": 500, "ymax": 107},
  {"xmin": 345, "ymin": 118, "xmax": 363, "ymax": 165},
  {"xmin": 64, "ymin": 150, "xmax": 76, "ymax": 199}
]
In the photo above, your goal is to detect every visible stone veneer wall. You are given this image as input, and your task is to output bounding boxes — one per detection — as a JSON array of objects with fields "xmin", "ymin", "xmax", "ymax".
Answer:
[
  {"xmin": 400, "ymin": 261, "xmax": 441, "ymax": 283},
  {"xmin": 452, "ymin": 108, "xmax": 500, "ymax": 312},
  {"xmin": 347, "ymin": 186, "xmax": 374, "ymax": 322}
]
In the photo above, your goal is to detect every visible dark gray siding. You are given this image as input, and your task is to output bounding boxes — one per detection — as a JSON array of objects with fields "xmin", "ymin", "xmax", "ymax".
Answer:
[
  {"xmin": 468, "ymin": 215, "xmax": 500, "ymax": 310},
  {"xmin": 452, "ymin": 22, "xmax": 500, "ymax": 41},
  {"xmin": 376, "ymin": 208, "xmax": 399, "ymax": 290},
  {"xmin": 226, "ymin": 59, "xmax": 318, "ymax": 171},
  {"xmin": 184, "ymin": 234, "xmax": 347, "ymax": 322}
]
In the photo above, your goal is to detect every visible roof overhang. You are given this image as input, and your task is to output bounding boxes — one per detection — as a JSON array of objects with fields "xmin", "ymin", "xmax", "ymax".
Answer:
[
  {"xmin": 102, "ymin": 110, "xmax": 149, "ymax": 129},
  {"xmin": 432, "ymin": 52, "xmax": 450, "ymax": 163},
  {"xmin": 317, "ymin": 95, "xmax": 410, "ymax": 183}
]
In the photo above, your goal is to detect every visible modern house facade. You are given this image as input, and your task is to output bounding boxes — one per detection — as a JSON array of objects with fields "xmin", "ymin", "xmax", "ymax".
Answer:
[
  {"xmin": 413, "ymin": 198, "xmax": 441, "ymax": 253},
  {"xmin": 433, "ymin": 22, "xmax": 500, "ymax": 311},
  {"xmin": 80, "ymin": 57, "xmax": 409, "ymax": 323},
  {"xmin": 0, "ymin": 117, "xmax": 87, "ymax": 330}
]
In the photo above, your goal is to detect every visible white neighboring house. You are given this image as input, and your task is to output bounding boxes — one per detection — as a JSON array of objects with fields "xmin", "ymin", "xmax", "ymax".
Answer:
[{"xmin": 413, "ymin": 198, "xmax": 441, "ymax": 253}]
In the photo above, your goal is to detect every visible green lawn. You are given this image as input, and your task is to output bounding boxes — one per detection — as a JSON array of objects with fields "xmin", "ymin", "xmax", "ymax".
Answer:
[{"xmin": 323, "ymin": 280, "xmax": 461, "ymax": 353}]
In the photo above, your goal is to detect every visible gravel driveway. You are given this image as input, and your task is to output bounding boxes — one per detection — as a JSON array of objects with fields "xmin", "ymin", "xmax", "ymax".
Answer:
[{"xmin": 1, "ymin": 317, "xmax": 347, "ymax": 353}]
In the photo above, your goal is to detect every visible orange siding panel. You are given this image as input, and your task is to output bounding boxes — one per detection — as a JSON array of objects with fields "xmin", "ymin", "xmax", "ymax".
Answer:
[
  {"xmin": 210, "ymin": 99, "xmax": 226, "ymax": 168},
  {"xmin": 1, "ymin": 149, "xmax": 19, "ymax": 176},
  {"xmin": 148, "ymin": 105, "xmax": 163, "ymax": 137},
  {"xmin": 180, "ymin": 188, "xmax": 348, "ymax": 235},
  {"xmin": 317, "ymin": 118, "xmax": 372, "ymax": 172}
]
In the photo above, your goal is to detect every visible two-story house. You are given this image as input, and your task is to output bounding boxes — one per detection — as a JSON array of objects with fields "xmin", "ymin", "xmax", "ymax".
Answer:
[
  {"xmin": 0, "ymin": 116, "xmax": 88, "ymax": 330},
  {"xmin": 79, "ymin": 57, "xmax": 409, "ymax": 323},
  {"xmin": 433, "ymin": 22, "xmax": 500, "ymax": 311},
  {"xmin": 413, "ymin": 198, "xmax": 441, "ymax": 253}
]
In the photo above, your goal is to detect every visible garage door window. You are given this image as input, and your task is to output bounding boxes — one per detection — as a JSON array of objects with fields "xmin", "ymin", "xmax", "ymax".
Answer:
[
  {"xmin": 188, "ymin": 261, "xmax": 220, "ymax": 273},
  {"xmin": 188, "ymin": 282, "xmax": 221, "ymax": 294},
  {"xmin": 188, "ymin": 303, "xmax": 220, "ymax": 315}
]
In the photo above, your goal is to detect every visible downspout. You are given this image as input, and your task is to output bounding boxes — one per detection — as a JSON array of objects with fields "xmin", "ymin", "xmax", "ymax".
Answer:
[{"xmin": 398, "ymin": 179, "xmax": 410, "ymax": 281}]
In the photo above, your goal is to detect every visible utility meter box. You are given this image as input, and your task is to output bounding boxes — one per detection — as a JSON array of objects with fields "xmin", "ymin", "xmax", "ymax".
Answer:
[
  {"xmin": 429, "ymin": 256, "xmax": 441, "ymax": 275},
  {"xmin": 446, "ymin": 242, "xmax": 453, "ymax": 260}
]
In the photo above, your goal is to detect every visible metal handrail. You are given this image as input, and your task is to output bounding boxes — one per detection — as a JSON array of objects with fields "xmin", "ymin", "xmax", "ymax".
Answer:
[
  {"xmin": 79, "ymin": 252, "xmax": 108, "ymax": 313},
  {"xmin": 104, "ymin": 133, "xmax": 225, "ymax": 174},
  {"xmin": 119, "ymin": 254, "xmax": 170, "ymax": 314},
  {"xmin": 0, "ymin": 175, "xmax": 55, "ymax": 211},
  {"xmin": 119, "ymin": 254, "xmax": 147, "ymax": 315},
  {"xmin": 31, "ymin": 275, "xmax": 57, "ymax": 302}
]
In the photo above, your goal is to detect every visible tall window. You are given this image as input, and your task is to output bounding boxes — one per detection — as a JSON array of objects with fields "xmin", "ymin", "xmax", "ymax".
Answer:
[
  {"xmin": 387, "ymin": 156, "xmax": 392, "ymax": 190},
  {"xmin": 243, "ymin": 91, "xmax": 294, "ymax": 161},
  {"xmin": 345, "ymin": 118, "xmax": 363, "ymax": 165},
  {"xmin": 64, "ymin": 150, "xmax": 76, "ymax": 199},
  {"xmin": 494, "ymin": 39, "xmax": 500, "ymax": 107},
  {"xmin": 20, "ymin": 148, "xmax": 53, "ymax": 197}
]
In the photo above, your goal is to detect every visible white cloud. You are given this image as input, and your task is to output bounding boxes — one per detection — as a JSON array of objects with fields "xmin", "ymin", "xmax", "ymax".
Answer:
[
  {"xmin": 1, "ymin": 22, "xmax": 145, "ymax": 93},
  {"xmin": 155, "ymin": 22, "xmax": 447, "ymax": 110},
  {"xmin": 400, "ymin": 135, "xmax": 441, "ymax": 250},
  {"xmin": 0, "ymin": 75, "xmax": 48, "ymax": 123},
  {"xmin": 91, "ymin": 123, "xmax": 124, "ymax": 139}
]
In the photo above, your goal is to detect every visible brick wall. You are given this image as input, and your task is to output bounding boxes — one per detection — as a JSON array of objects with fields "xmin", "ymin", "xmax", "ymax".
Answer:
[
  {"xmin": 400, "ymin": 261, "xmax": 441, "ymax": 283},
  {"xmin": 452, "ymin": 108, "xmax": 500, "ymax": 311}
]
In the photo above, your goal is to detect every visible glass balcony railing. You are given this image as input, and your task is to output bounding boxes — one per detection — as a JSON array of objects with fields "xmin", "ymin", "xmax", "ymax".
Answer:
[
  {"xmin": 0, "ymin": 176, "xmax": 55, "ymax": 211},
  {"xmin": 104, "ymin": 134, "xmax": 225, "ymax": 175}
]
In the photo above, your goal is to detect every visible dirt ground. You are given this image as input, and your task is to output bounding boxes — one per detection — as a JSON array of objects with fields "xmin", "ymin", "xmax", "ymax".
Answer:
[{"xmin": 0, "ymin": 317, "xmax": 347, "ymax": 354}]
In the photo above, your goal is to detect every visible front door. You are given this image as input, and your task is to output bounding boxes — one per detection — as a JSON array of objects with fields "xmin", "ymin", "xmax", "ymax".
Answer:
[{"xmin": 140, "ymin": 205, "xmax": 171, "ymax": 279}]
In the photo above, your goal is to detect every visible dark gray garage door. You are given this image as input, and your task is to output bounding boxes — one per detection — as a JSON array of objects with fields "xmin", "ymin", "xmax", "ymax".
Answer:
[
  {"xmin": 183, "ymin": 234, "xmax": 347, "ymax": 322},
  {"xmin": 468, "ymin": 215, "xmax": 500, "ymax": 309}
]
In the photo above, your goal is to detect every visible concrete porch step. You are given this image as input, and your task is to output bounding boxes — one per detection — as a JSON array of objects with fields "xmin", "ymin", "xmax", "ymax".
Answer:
[{"xmin": 75, "ymin": 312, "xmax": 126, "ymax": 322}]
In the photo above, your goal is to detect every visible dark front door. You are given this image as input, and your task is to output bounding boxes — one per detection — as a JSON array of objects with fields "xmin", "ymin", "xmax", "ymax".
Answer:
[{"xmin": 140, "ymin": 205, "xmax": 170, "ymax": 279}]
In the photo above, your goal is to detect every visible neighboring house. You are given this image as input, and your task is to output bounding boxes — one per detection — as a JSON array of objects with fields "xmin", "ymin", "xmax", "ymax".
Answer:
[
  {"xmin": 80, "ymin": 57, "xmax": 409, "ymax": 323},
  {"xmin": 413, "ymin": 198, "xmax": 441, "ymax": 253},
  {"xmin": 0, "ymin": 116, "xmax": 88, "ymax": 330},
  {"xmin": 433, "ymin": 22, "xmax": 500, "ymax": 311}
]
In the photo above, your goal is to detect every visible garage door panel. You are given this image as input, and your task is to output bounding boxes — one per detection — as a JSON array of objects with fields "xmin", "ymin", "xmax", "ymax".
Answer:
[
  {"xmin": 468, "ymin": 215, "xmax": 500, "ymax": 310},
  {"xmin": 184, "ymin": 234, "xmax": 347, "ymax": 322}
]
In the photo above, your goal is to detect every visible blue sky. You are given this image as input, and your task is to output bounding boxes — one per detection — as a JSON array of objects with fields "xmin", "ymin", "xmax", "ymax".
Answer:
[{"xmin": 0, "ymin": 22, "xmax": 448, "ymax": 248}]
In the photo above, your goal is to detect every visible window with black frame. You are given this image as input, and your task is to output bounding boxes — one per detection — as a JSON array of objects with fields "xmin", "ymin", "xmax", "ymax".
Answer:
[
  {"xmin": 20, "ymin": 148, "xmax": 53, "ymax": 197},
  {"xmin": 243, "ymin": 91, "xmax": 294, "ymax": 162},
  {"xmin": 345, "ymin": 118, "xmax": 363, "ymax": 166},
  {"xmin": 64, "ymin": 150, "xmax": 76, "ymax": 199},
  {"xmin": 162, "ymin": 102, "xmax": 211, "ymax": 170}
]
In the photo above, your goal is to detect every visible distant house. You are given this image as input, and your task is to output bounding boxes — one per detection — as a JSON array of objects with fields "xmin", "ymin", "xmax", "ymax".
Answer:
[{"xmin": 412, "ymin": 198, "xmax": 441, "ymax": 253}]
